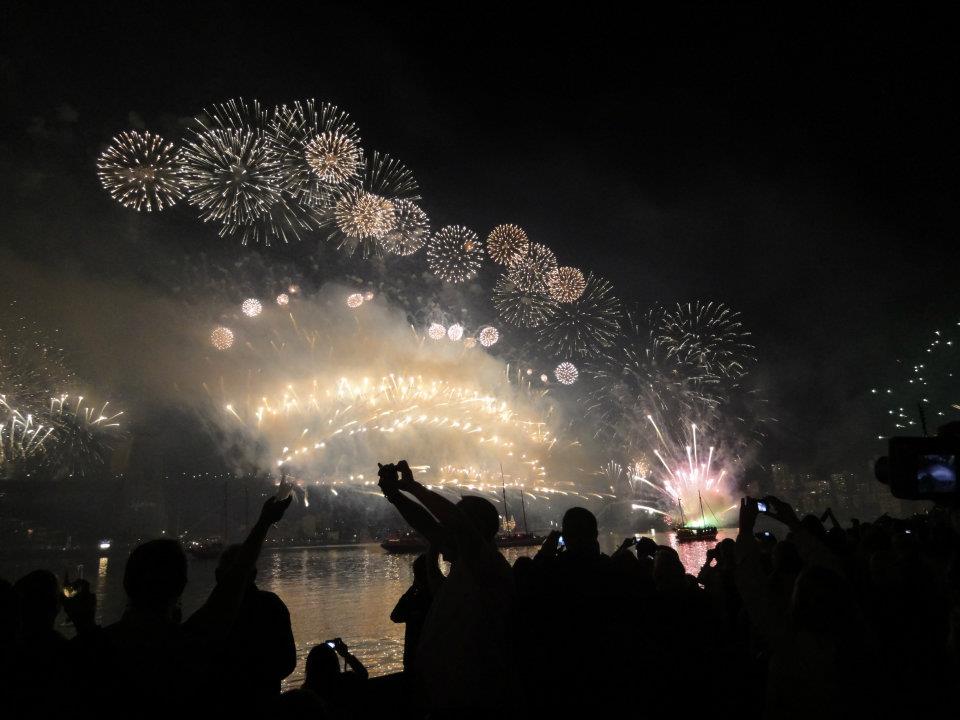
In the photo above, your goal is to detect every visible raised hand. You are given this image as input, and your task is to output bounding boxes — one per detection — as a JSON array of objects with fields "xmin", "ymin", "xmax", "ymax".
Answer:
[
  {"xmin": 396, "ymin": 460, "xmax": 416, "ymax": 489},
  {"xmin": 378, "ymin": 462, "xmax": 400, "ymax": 495},
  {"xmin": 739, "ymin": 497, "xmax": 760, "ymax": 535},
  {"xmin": 762, "ymin": 495, "xmax": 799, "ymax": 529},
  {"xmin": 260, "ymin": 495, "xmax": 293, "ymax": 525}
]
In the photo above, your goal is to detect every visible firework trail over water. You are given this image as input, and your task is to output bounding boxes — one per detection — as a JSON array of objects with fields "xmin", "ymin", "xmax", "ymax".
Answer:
[{"xmin": 870, "ymin": 320, "xmax": 960, "ymax": 439}]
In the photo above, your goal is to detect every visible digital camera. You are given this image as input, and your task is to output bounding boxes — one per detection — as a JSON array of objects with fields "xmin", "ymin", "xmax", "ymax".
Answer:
[{"xmin": 876, "ymin": 437, "xmax": 960, "ymax": 500}]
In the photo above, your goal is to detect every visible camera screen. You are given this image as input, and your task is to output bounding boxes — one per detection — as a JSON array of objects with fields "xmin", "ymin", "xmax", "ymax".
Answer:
[{"xmin": 916, "ymin": 454, "xmax": 957, "ymax": 493}]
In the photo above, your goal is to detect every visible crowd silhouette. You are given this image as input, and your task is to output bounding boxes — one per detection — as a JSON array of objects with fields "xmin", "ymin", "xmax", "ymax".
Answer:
[{"xmin": 2, "ymin": 460, "xmax": 958, "ymax": 717}]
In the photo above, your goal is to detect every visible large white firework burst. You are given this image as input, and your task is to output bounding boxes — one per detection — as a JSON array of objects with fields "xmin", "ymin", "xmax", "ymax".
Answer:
[
  {"xmin": 180, "ymin": 127, "xmax": 281, "ymax": 228},
  {"xmin": 96, "ymin": 130, "xmax": 184, "ymax": 212},
  {"xmin": 427, "ymin": 226, "xmax": 483, "ymax": 283}
]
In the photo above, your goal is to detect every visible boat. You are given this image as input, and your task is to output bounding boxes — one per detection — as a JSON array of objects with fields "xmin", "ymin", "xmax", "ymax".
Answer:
[
  {"xmin": 380, "ymin": 533, "xmax": 429, "ymax": 554},
  {"xmin": 674, "ymin": 492, "xmax": 719, "ymax": 544},
  {"xmin": 380, "ymin": 531, "xmax": 546, "ymax": 553},
  {"xmin": 496, "ymin": 532, "xmax": 546, "ymax": 548},
  {"xmin": 186, "ymin": 538, "xmax": 224, "ymax": 559},
  {"xmin": 675, "ymin": 526, "xmax": 718, "ymax": 543}
]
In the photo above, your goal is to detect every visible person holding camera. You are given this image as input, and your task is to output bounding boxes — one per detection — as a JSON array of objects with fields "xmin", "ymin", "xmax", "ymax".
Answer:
[
  {"xmin": 378, "ymin": 460, "xmax": 515, "ymax": 715},
  {"xmin": 301, "ymin": 637, "xmax": 367, "ymax": 717}
]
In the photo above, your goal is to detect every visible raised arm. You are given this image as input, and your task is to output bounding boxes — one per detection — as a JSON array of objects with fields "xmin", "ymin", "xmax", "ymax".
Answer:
[
  {"xmin": 378, "ymin": 463, "xmax": 444, "ymax": 546},
  {"xmin": 196, "ymin": 494, "xmax": 293, "ymax": 626},
  {"xmin": 394, "ymin": 460, "xmax": 494, "ymax": 573},
  {"xmin": 334, "ymin": 639, "xmax": 368, "ymax": 680}
]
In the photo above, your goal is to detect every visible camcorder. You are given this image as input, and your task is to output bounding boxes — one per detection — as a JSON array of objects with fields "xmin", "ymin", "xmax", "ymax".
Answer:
[{"xmin": 876, "ymin": 436, "xmax": 960, "ymax": 500}]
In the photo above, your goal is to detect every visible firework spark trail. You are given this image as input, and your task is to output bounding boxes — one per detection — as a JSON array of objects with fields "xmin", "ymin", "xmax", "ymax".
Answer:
[
  {"xmin": 639, "ymin": 417, "xmax": 736, "ymax": 526},
  {"xmin": 0, "ymin": 396, "xmax": 54, "ymax": 464}
]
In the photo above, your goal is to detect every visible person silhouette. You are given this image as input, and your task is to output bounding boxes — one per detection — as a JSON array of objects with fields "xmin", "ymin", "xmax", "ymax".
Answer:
[{"xmin": 378, "ymin": 460, "xmax": 516, "ymax": 713}]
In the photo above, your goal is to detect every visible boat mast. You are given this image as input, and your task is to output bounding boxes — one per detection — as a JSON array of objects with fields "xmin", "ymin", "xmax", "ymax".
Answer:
[
  {"xmin": 519, "ymin": 484, "xmax": 529, "ymax": 534},
  {"xmin": 678, "ymin": 497, "xmax": 686, "ymax": 527},
  {"xmin": 499, "ymin": 462, "xmax": 509, "ymax": 532},
  {"xmin": 698, "ymin": 490, "xmax": 706, "ymax": 528}
]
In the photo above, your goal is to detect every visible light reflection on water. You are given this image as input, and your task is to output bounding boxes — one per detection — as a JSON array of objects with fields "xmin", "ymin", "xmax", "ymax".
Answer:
[{"xmin": 0, "ymin": 530, "xmax": 735, "ymax": 688}]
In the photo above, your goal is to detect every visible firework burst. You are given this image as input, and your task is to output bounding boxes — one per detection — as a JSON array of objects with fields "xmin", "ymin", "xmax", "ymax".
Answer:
[
  {"xmin": 269, "ymin": 99, "xmax": 362, "ymax": 205},
  {"xmin": 538, "ymin": 273, "xmax": 620, "ymax": 357},
  {"xmin": 0, "ymin": 304, "xmax": 74, "ymax": 409},
  {"xmin": 333, "ymin": 189, "xmax": 396, "ymax": 243},
  {"xmin": 44, "ymin": 394, "xmax": 124, "ymax": 478},
  {"xmin": 492, "ymin": 275, "xmax": 554, "ymax": 328},
  {"xmin": 547, "ymin": 267, "xmax": 587, "ymax": 303},
  {"xmin": 0, "ymin": 397, "xmax": 54, "ymax": 468},
  {"xmin": 427, "ymin": 226, "xmax": 483, "ymax": 283},
  {"xmin": 324, "ymin": 152, "xmax": 419, "ymax": 257},
  {"xmin": 304, "ymin": 131, "xmax": 363, "ymax": 188},
  {"xmin": 180, "ymin": 128, "xmax": 281, "ymax": 228},
  {"xmin": 656, "ymin": 301, "xmax": 755, "ymax": 379},
  {"xmin": 381, "ymin": 200, "xmax": 430, "ymax": 256},
  {"xmin": 241, "ymin": 299, "xmax": 263, "ymax": 317},
  {"xmin": 479, "ymin": 326, "xmax": 500, "ymax": 347},
  {"xmin": 554, "ymin": 362, "xmax": 578, "ymax": 385},
  {"xmin": 486, "ymin": 224, "xmax": 530, "ymax": 265},
  {"xmin": 584, "ymin": 305, "xmax": 719, "ymax": 450},
  {"xmin": 507, "ymin": 242, "xmax": 558, "ymax": 293},
  {"xmin": 211, "ymin": 326, "xmax": 235, "ymax": 350},
  {"xmin": 96, "ymin": 130, "xmax": 184, "ymax": 212}
]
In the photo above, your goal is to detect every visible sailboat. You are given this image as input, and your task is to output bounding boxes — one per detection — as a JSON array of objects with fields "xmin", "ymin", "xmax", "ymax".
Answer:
[
  {"xmin": 496, "ymin": 469, "xmax": 545, "ymax": 548},
  {"xmin": 674, "ymin": 491, "xmax": 718, "ymax": 543}
]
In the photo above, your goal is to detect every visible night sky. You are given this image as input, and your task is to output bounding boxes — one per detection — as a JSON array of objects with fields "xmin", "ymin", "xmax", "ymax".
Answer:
[{"xmin": 2, "ymin": 4, "xmax": 958, "ymax": 475}]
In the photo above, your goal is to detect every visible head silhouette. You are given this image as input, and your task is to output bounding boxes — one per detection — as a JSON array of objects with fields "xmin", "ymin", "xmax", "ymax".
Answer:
[
  {"xmin": 456, "ymin": 496, "xmax": 500, "ymax": 542},
  {"xmin": 216, "ymin": 543, "xmax": 256, "ymax": 585},
  {"xmin": 653, "ymin": 547, "xmax": 686, "ymax": 592},
  {"xmin": 305, "ymin": 643, "xmax": 340, "ymax": 692},
  {"xmin": 561, "ymin": 507, "xmax": 599, "ymax": 554},
  {"xmin": 123, "ymin": 539, "xmax": 187, "ymax": 615},
  {"xmin": 14, "ymin": 569, "xmax": 59, "ymax": 633}
]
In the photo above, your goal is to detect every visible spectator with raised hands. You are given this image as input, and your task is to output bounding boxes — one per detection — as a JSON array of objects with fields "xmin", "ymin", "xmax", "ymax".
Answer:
[{"xmin": 378, "ymin": 459, "xmax": 515, "ymax": 715}]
